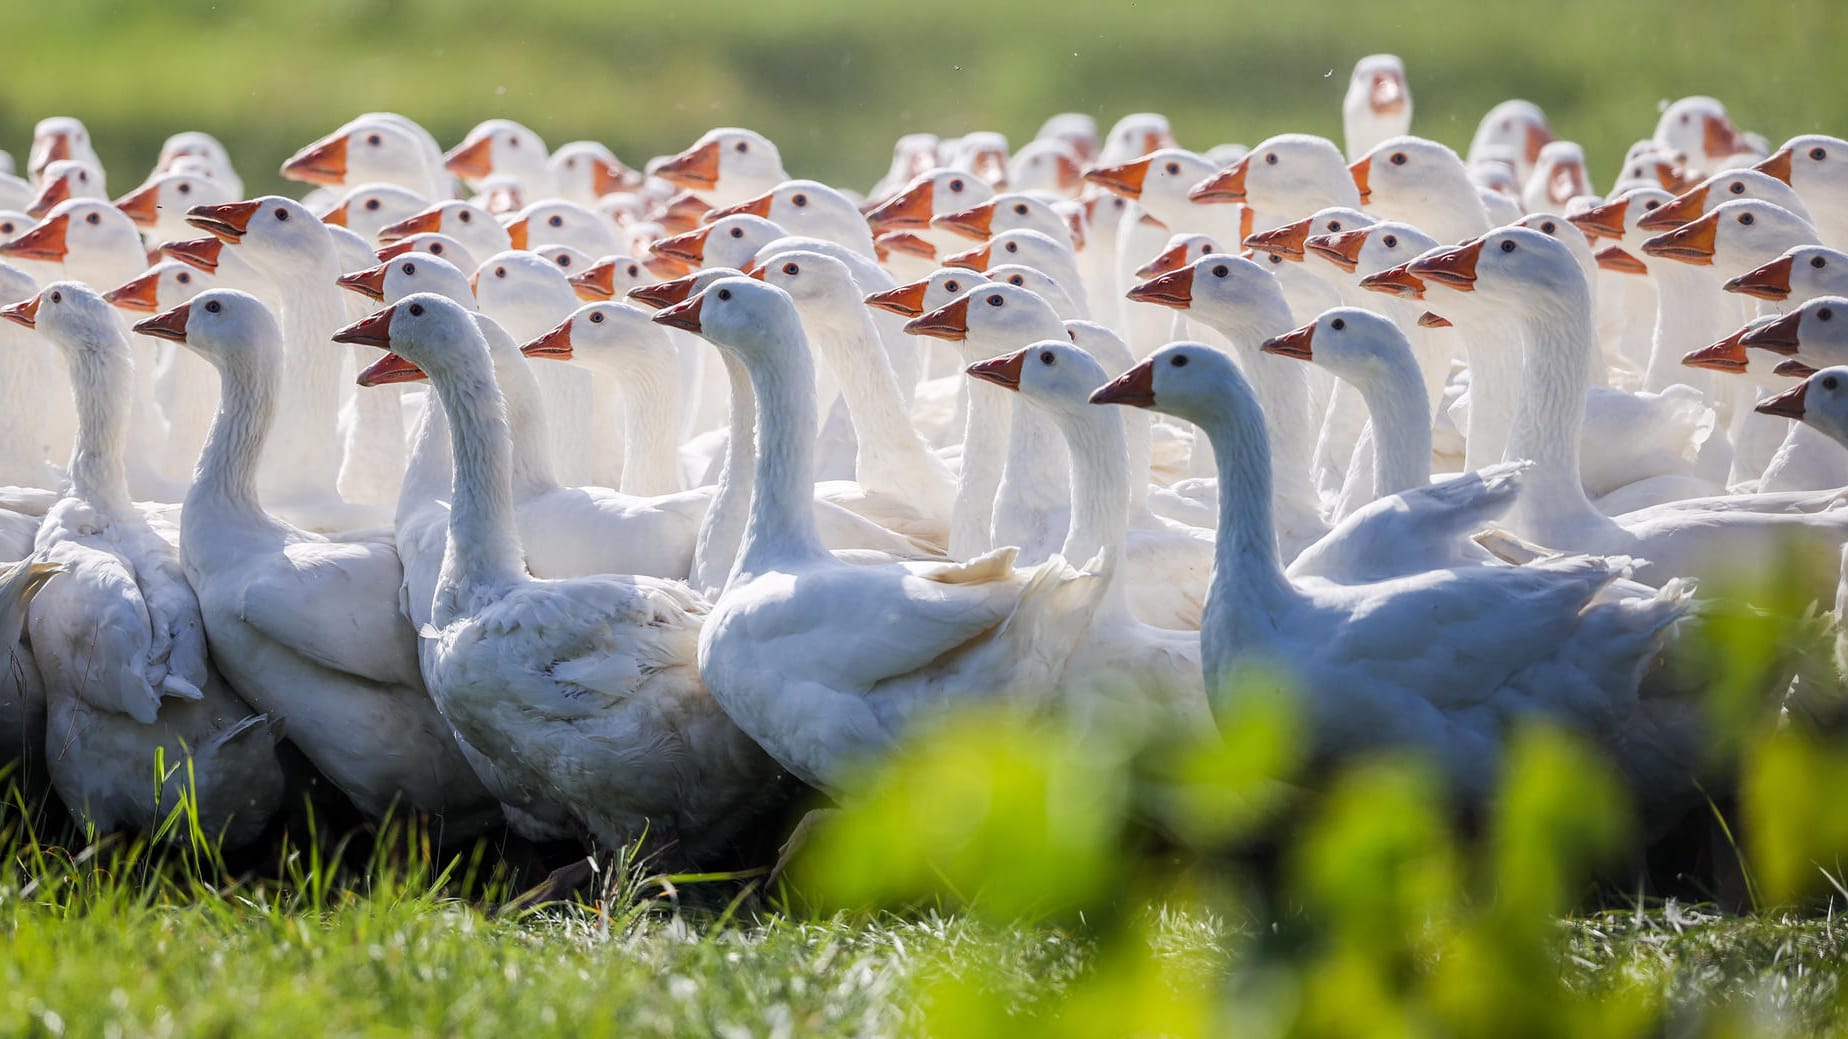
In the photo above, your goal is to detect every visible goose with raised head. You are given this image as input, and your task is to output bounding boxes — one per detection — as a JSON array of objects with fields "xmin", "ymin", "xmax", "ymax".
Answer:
[
  {"xmin": 1757, "ymin": 135, "xmax": 1848, "ymax": 246},
  {"xmin": 281, "ymin": 114, "xmax": 450, "ymax": 201},
  {"xmin": 335, "ymin": 292, "xmax": 791, "ymax": 863},
  {"xmin": 376, "ymin": 231, "xmax": 477, "ymax": 272},
  {"xmin": 115, "ymin": 170, "xmax": 233, "ymax": 247},
  {"xmin": 707, "ymin": 180, "xmax": 877, "ymax": 258},
  {"xmin": 549, "ymin": 141, "xmax": 642, "ymax": 206},
  {"xmin": 1342, "ymin": 54, "xmax": 1412, "ymax": 161},
  {"xmin": 1522, "ymin": 141, "xmax": 1593, "ymax": 214},
  {"xmin": 1007, "ymin": 139, "xmax": 1085, "ymax": 198},
  {"xmin": 156, "ymin": 131, "xmax": 243, "ymax": 198},
  {"xmin": 1727, "ymin": 245, "xmax": 1848, "ymax": 306},
  {"xmin": 1188, "ymin": 134, "xmax": 1359, "ymax": 231},
  {"xmin": 653, "ymin": 128, "xmax": 788, "ymax": 208},
  {"xmin": 505, "ymin": 200, "xmax": 622, "ymax": 258},
  {"xmin": 1467, "ymin": 100, "xmax": 1554, "ymax": 184},
  {"xmin": 3, "ymin": 282, "xmax": 285, "ymax": 846},
  {"xmin": 102, "ymin": 260, "xmax": 222, "ymax": 491},
  {"xmin": 944, "ymin": 228, "xmax": 1089, "ymax": 319},
  {"xmin": 443, "ymin": 119, "xmax": 554, "ymax": 199},
  {"xmin": 1655, "ymin": 97, "xmax": 1756, "ymax": 173},
  {"xmin": 131, "ymin": 290, "xmax": 497, "ymax": 835},
  {"xmin": 27, "ymin": 118, "xmax": 100, "ymax": 184},
  {"xmin": 1349, "ymin": 136, "xmax": 1492, "ymax": 244}
]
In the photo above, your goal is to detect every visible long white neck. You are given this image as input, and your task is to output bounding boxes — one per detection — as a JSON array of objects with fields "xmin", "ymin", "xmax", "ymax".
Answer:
[
  {"xmin": 486, "ymin": 340, "xmax": 563, "ymax": 498},
  {"xmin": 1505, "ymin": 280, "xmax": 1620, "ymax": 544},
  {"xmin": 398, "ymin": 388, "xmax": 453, "ymax": 523},
  {"xmin": 1196, "ymin": 295, "xmax": 1315, "ymax": 504},
  {"xmin": 808, "ymin": 304, "xmax": 940, "ymax": 498},
  {"xmin": 1342, "ymin": 352, "xmax": 1431, "ymax": 500},
  {"xmin": 1645, "ymin": 263, "xmax": 1721, "ymax": 392},
  {"xmin": 734, "ymin": 330, "xmax": 829, "ymax": 574},
  {"xmin": 430, "ymin": 352, "xmax": 528, "ymax": 622},
  {"xmin": 607, "ymin": 346, "xmax": 684, "ymax": 496},
  {"xmin": 1451, "ymin": 309, "xmax": 1522, "ymax": 471},
  {"xmin": 63, "ymin": 335, "xmax": 133, "ymax": 517},
  {"xmin": 1047, "ymin": 398, "xmax": 1134, "ymax": 620},
  {"xmin": 950, "ymin": 349, "xmax": 1009, "ymax": 559},
  {"xmin": 187, "ymin": 342, "xmax": 282, "ymax": 527},
  {"xmin": 994, "ymin": 383, "xmax": 1075, "ymax": 563},
  {"xmin": 265, "ymin": 250, "xmax": 348, "ymax": 498},
  {"xmin": 692, "ymin": 352, "xmax": 756, "ymax": 595},
  {"xmin": 1198, "ymin": 389, "xmax": 1299, "ymax": 634}
]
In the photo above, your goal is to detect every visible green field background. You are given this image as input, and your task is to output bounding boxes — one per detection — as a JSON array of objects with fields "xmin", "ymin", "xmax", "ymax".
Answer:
[{"xmin": 0, "ymin": 1, "xmax": 1841, "ymax": 198}]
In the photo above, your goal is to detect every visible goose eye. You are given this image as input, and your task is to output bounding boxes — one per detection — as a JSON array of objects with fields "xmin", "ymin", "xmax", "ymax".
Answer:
[
  {"xmin": 566, "ymin": 158, "xmax": 576, "ymax": 168},
  {"xmin": 1170, "ymin": 353, "xmax": 1188, "ymax": 367},
  {"xmin": 205, "ymin": 300, "xmax": 221, "ymax": 313},
  {"xmin": 1268, "ymin": 253, "xmax": 1281, "ymax": 264},
  {"xmin": 367, "ymin": 134, "xmax": 381, "ymax": 146},
  {"xmin": 85, "ymin": 213, "xmax": 99, "ymax": 224},
  {"xmin": 1540, "ymin": 221, "xmax": 1555, "ymax": 234},
  {"xmin": 547, "ymin": 215, "xmax": 563, "ymax": 228},
  {"xmin": 1211, "ymin": 264, "xmax": 1228, "ymax": 277},
  {"xmin": 782, "ymin": 262, "xmax": 798, "ymax": 275},
  {"xmin": 1328, "ymin": 221, "xmax": 1342, "ymax": 232},
  {"xmin": 1729, "ymin": 182, "xmax": 1745, "ymax": 194},
  {"xmin": 1822, "ymin": 307, "xmax": 1835, "ymax": 321},
  {"xmin": 949, "ymin": 179, "xmax": 965, "ymax": 192},
  {"xmin": 275, "ymin": 207, "xmax": 289, "ymax": 221},
  {"xmin": 401, "ymin": 262, "xmax": 415, "ymax": 275},
  {"xmin": 1813, "ymin": 256, "xmax": 1828, "ymax": 269},
  {"xmin": 1004, "ymin": 242, "xmax": 1017, "ymax": 253},
  {"xmin": 1739, "ymin": 213, "xmax": 1755, "ymax": 225},
  {"xmin": 430, "ymin": 244, "xmax": 445, "ymax": 255},
  {"xmin": 1383, "ymin": 234, "xmax": 1397, "ymax": 248},
  {"xmin": 458, "ymin": 210, "xmax": 472, "ymax": 222},
  {"xmin": 1014, "ymin": 203, "xmax": 1027, "ymax": 215},
  {"xmin": 1331, "ymin": 317, "xmax": 1345, "ymax": 331},
  {"xmin": 986, "ymin": 294, "xmax": 1003, "ymax": 306},
  {"xmin": 1164, "ymin": 162, "xmax": 1180, "ymax": 175},
  {"xmin": 48, "ymin": 291, "xmax": 59, "ymax": 303},
  {"xmin": 77, "ymin": 172, "xmax": 86, "ymax": 182},
  {"xmin": 506, "ymin": 137, "xmax": 518, "ymax": 149},
  {"xmin": 1501, "ymin": 240, "xmax": 1516, "ymax": 253},
  {"xmin": 717, "ymin": 288, "xmax": 731, "ymax": 300},
  {"xmin": 729, "ymin": 227, "xmax": 743, "ymax": 238},
  {"xmin": 1039, "ymin": 350, "xmax": 1054, "ymax": 364},
  {"xmin": 1199, "ymin": 244, "xmax": 1210, "ymax": 254},
  {"xmin": 495, "ymin": 267, "xmax": 506, "ymax": 278},
  {"xmin": 1, "ymin": 224, "xmax": 11, "ymax": 234},
  {"xmin": 589, "ymin": 312, "xmax": 605, "ymax": 323},
  {"xmin": 1645, "ymin": 200, "xmax": 1660, "ymax": 210},
  {"xmin": 1811, "ymin": 147, "xmax": 1828, "ymax": 161},
  {"xmin": 556, "ymin": 256, "xmax": 572, "ymax": 268},
  {"xmin": 1264, "ymin": 154, "xmax": 1277, "ymax": 165},
  {"xmin": 1390, "ymin": 153, "xmax": 1406, "ymax": 166},
  {"xmin": 177, "ymin": 272, "xmax": 191, "ymax": 283},
  {"xmin": 945, "ymin": 280, "xmax": 960, "ymax": 292},
  {"xmin": 364, "ymin": 199, "xmax": 380, "ymax": 211},
  {"xmin": 1008, "ymin": 275, "xmax": 1024, "ymax": 285},
  {"xmin": 408, "ymin": 303, "xmax": 424, "ymax": 315},
  {"xmin": 734, "ymin": 142, "xmax": 748, "ymax": 153},
  {"xmin": 1827, "ymin": 376, "xmax": 1841, "ymax": 390},
  {"xmin": 626, "ymin": 265, "xmax": 638, "ymax": 277},
  {"xmin": 178, "ymin": 183, "xmax": 191, "ymax": 194},
  {"xmin": 792, "ymin": 194, "xmax": 808, "ymax": 207}
]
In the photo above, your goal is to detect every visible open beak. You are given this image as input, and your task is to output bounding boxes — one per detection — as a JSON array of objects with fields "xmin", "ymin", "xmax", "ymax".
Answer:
[
  {"xmin": 1369, "ymin": 71, "xmax": 1407, "ymax": 116},
  {"xmin": 570, "ymin": 260, "xmax": 619, "ymax": 301},
  {"xmin": 1567, "ymin": 198, "xmax": 1628, "ymax": 240},
  {"xmin": 651, "ymin": 226, "xmax": 712, "ymax": 264},
  {"xmin": 162, "ymin": 236, "xmax": 223, "ymax": 272},
  {"xmin": 932, "ymin": 202, "xmax": 995, "ymax": 241},
  {"xmin": 332, "ymin": 305, "xmax": 397, "ymax": 348},
  {"xmin": 628, "ymin": 273, "xmax": 701, "ymax": 310},
  {"xmin": 1724, "ymin": 255, "xmax": 1794, "ymax": 300},
  {"xmin": 865, "ymin": 179, "xmax": 934, "ymax": 233},
  {"xmin": 0, "ymin": 215, "xmax": 71, "ymax": 263},
  {"xmin": 1135, "ymin": 241, "xmax": 1194, "ymax": 279},
  {"xmin": 1305, "ymin": 229, "xmax": 1367, "ymax": 273},
  {"xmin": 652, "ymin": 292, "xmax": 706, "ymax": 333},
  {"xmin": 655, "ymin": 140, "xmax": 721, "ymax": 192},
  {"xmin": 1348, "ymin": 156, "xmax": 1372, "ymax": 204},
  {"xmin": 1407, "ymin": 239, "xmax": 1483, "ymax": 291},
  {"xmin": 0, "ymin": 293, "xmax": 41, "ymax": 328},
  {"xmin": 131, "ymin": 302, "xmax": 192, "ymax": 343},
  {"xmin": 26, "ymin": 173, "xmax": 74, "ymax": 220},
  {"xmin": 1740, "ymin": 311, "xmax": 1804, "ymax": 354},
  {"xmin": 378, "ymin": 210, "xmax": 443, "ymax": 243},
  {"xmin": 103, "ymin": 270, "xmax": 166, "ymax": 312},
  {"xmin": 1594, "ymin": 246, "xmax": 1648, "ymax": 275},
  {"xmin": 1245, "ymin": 217, "xmax": 1311, "ymax": 260},
  {"xmin": 943, "ymin": 243, "xmax": 990, "ymax": 271},
  {"xmin": 1755, "ymin": 380, "xmax": 1808, "ymax": 420},
  {"xmin": 1639, "ymin": 211, "xmax": 1719, "ymax": 266},
  {"xmin": 1681, "ymin": 328, "xmax": 1754, "ymax": 372},
  {"xmin": 443, "ymin": 135, "xmax": 496, "ymax": 181},
  {"xmin": 281, "ymin": 133, "xmax": 349, "ymax": 186},
  {"xmin": 1260, "ymin": 322, "xmax": 1316, "ymax": 361},
  {"xmin": 1089, "ymin": 358, "xmax": 1157, "ymax": 408},
  {"xmin": 1188, "ymin": 155, "xmax": 1249, "ymax": 204},
  {"xmin": 874, "ymin": 231, "xmax": 936, "ymax": 261},
  {"xmin": 904, "ymin": 296, "xmax": 972, "ymax": 340},
  {"xmin": 1083, "ymin": 157, "xmax": 1152, "ymax": 200},
  {"xmin": 1125, "ymin": 266, "xmax": 1195, "ymax": 309},
  {"xmin": 1358, "ymin": 261, "xmax": 1425, "ymax": 299},
  {"xmin": 336, "ymin": 263, "xmax": 391, "ymax": 301},
  {"xmin": 115, "ymin": 181, "xmax": 163, "ymax": 227},
  {"xmin": 521, "ymin": 321, "xmax": 575, "ymax": 361},
  {"xmin": 358, "ymin": 352, "xmax": 427, "ymax": 387},
  {"xmin": 1636, "ymin": 187, "xmax": 1707, "ymax": 232},
  {"xmin": 864, "ymin": 280, "xmax": 931, "ymax": 317},
  {"xmin": 707, "ymin": 192, "xmax": 774, "ymax": 221},
  {"xmin": 965, "ymin": 348, "xmax": 1027, "ymax": 390},
  {"xmin": 1755, "ymin": 147, "xmax": 1794, "ymax": 185},
  {"xmin": 186, "ymin": 200, "xmax": 261, "ymax": 244}
]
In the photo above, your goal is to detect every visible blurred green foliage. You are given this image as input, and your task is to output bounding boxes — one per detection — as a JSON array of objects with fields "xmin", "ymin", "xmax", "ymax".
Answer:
[{"xmin": 1, "ymin": 1, "xmax": 1843, "ymax": 198}]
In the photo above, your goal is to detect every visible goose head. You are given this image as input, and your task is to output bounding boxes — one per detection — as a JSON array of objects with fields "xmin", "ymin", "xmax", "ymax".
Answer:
[
  {"xmin": 319, "ymin": 182, "xmax": 429, "ymax": 243},
  {"xmin": 1467, "ymin": 100, "xmax": 1553, "ymax": 181},
  {"xmin": 333, "ymin": 292, "xmax": 488, "ymax": 389},
  {"xmin": 538, "ymin": 244, "xmax": 594, "ymax": 280},
  {"xmin": 3, "ymin": 200, "xmax": 145, "ymax": 283},
  {"xmin": 866, "ymin": 168, "xmax": 996, "ymax": 234},
  {"xmin": 652, "ymin": 276, "xmax": 805, "ymax": 367},
  {"xmin": 1640, "ymin": 199, "xmax": 1820, "ymax": 273},
  {"xmin": 1306, "ymin": 220, "xmax": 1436, "ymax": 279},
  {"xmin": 188, "ymin": 196, "xmax": 334, "ymax": 279},
  {"xmin": 0, "ymin": 213, "xmax": 35, "ymax": 249},
  {"xmin": 1516, "ymin": 212, "xmax": 1598, "ymax": 289},
  {"xmin": 378, "ymin": 200, "xmax": 505, "ymax": 260},
  {"xmin": 27, "ymin": 159, "xmax": 106, "ymax": 219},
  {"xmin": 376, "ymin": 232, "xmax": 477, "ymax": 271},
  {"xmin": 1138, "ymin": 233, "xmax": 1223, "ymax": 278},
  {"xmin": 476, "ymin": 175, "xmax": 526, "ymax": 216},
  {"xmin": 2, "ymin": 281, "xmax": 122, "ymax": 369},
  {"xmin": 652, "ymin": 213, "xmax": 782, "ymax": 271},
  {"xmin": 28, "ymin": 118, "xmax": 96, "ymax": 182},
  {"xmin": 1636, "ymin": 169, "xmax": 1813, "ymax": 232},
  {"xmin": 933, "ymin": 192, "xmax": 1076, "ymax": 249},
  {"xmin": 1738, "ymin": 295, "xmax": 1848, "ymax": 363},
  {"xmin": 524, "ymin": 299, "xmax": 674, "ymax": 384},
  {"xmin": 1007, "ymin": 140, "xmax": 1084, "ymax": 197},
  {"xmin": 982, "ymin": 264, "xmax": 1078, "ymax": 318},
  {"xmin": 549, "ymin": 140, "xmax": 642, "ymax": 203},
  {"xmin": 1410, "ymin": 226, "xmax": 1587, "ymax": 320},
  {"xmin": 627, "ymin": 266, "xmax": 743, "ymax": 311},
  {"xmin": 132, "ymin": 288, "xmax": 282, "ymax": 377},
  {"xmin": 443, "ymin": 119, "xmax": 550, "ymax": 188},
  {"xmin": 1523, "ymin": 141, "xmax": 1592, "ymax": 212},
  {"xmin": 1756, "ymin": 365, "xmax": 1848, "ymax": 441},
  {"xmin": 943, "ymin": 227, "xmax": 1072, "ymax": 277},
  {"xmin": 471, "ymin": 250, "xmax": 579, "ymax": 339},
  {"xmin": 1756, "ymin": 135, "xmax": 1848, "ymax": 206},
  {"xmin": 872, "ymin": 134, "xmax": 942, "ymax": 201},
  {"xmin": 874, "ymin": 231, "xmax": 939, "ymax": 273},
  {"xmin": 569, "ymin": 255, "xmax": 650, "ymax": 301},
  {"xmin": 1351, "ymin": 136, "xmax": 1479, "ymax": 223},
  {"xmin": 708, "ymin": 180, "xmax": 868, "ymax": 247},
  {"xmin": 282, "ymin": 117, "xmax": 436, "ymax": 194},
  {"xmin": 1567, "ymin": 186, "xmax": 1674, "ymax": 276},
  {"xmin": 504, "ymin": 199, "xmax": 620, "ymax": 257},
  {"xmin": 1086, "ymin": 147, "xmax": 1219, "ymax": 228},
  {"xmin": 1190, "ymin": 133, "xmax": 1357, "ymax": 217},
  {"xmin": 1243, "ymin": 205, "xmax": 1375, "ymax": 261},
  {"xmin": 1089, "ymin": 340, "xmax": 1248, "ymax": 428},
  {"xmin": 746, "ymin": 250, "xmax": 872, "ymax": 328},
  {"xmin": 1612, "ymin": 140, "xmax": 1695, "ymax": 195},
  {"xmin": 1128, "ymin": 252, "xmax": 1290, "ymax": 340},
  {"xmin": 863, "ymin": 268, "xmax": 991, "ymax": 318},
  {"xmin": 969, "ymin": 338, "xmax": 1112, "ymax": 422},
  {"xmin": 1343, "ymin": 54, "xmax": 1412, "ymax": 157},
  {"xmin": 1036, "ymin": 114, "xmax": 1099, "ymax": 164},
  {"xmin": 652, "ymin": 129, "xmax": 786, "ymax": 205},
  {"xmin": 115, "ymin": 171, "xmax": 231, "ymax": 243},
  {"xmin": 103, "ymin": 260, "xmax": 211, "ymax": 314},
  {"xmin": 947, "ymin": 132, "xmax": 1011, "ymax": 188},
  {"xmin": 1725, "ymin": 245, "xmax": 1848, "ymax": 303},
  {"xmin": 904, "ymin": 281, "xmax": 1064, "ymax": 349},
  {"xmin": 339, "ymin": 251, "xmax": 476, "ymax": 308},
  {"xmin": 1259, "ymin": 305, "xmax": 1412, "ymax": 385},
  {"xmin": 1655, "ymin": 97, "xmax": 1753, "ymax": 168},
  {"xmin": 156, "ymin": 131, "xmax": 240, "ymax": 191},
  {"xmin": 655, "ymin": 190, "xmax": 713, "ymax": 234},
  {"xmin": 1099, "ymin": 114, "xmax": 1174, "ymax": 165}
]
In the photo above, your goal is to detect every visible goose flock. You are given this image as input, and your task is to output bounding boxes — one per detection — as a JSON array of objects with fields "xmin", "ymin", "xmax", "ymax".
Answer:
[{"xmin": 0, "ymin": 57, "xmax": 1843, "ymax": 862}]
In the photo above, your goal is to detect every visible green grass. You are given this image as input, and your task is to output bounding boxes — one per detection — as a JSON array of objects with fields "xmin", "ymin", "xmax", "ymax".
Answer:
[{"xmin": 2, "ymin": 1, "xmax": 1844, "ymax": 198}]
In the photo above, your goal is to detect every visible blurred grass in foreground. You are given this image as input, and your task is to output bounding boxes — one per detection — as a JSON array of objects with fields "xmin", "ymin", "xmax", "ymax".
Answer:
[{"xmin": 0, "ymin": 1, "xmax": 1843, "ymax": 198}]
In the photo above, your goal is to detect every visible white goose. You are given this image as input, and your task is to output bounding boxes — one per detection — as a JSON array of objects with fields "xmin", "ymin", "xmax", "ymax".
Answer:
[
  {"xmin": 1342, "ymin": 54, "xmax": 1412, "ymax": 161},
  {"xmin": 379, "ymin": 200, "xmax": 512, "ymax": 260},
  {"xmin": 1757, "ymin": 135, "xmax": 1848, "ymax": 246},
  {"xmin": 1467, "ymin": 100, "xmax": 1555, "ymax": 184},
  {"xmin": 653, "ymin": 128, "xmax": 789, "ymax": 208},
  {"xmin": 549, "ymin": 141, "xmax": 641, "ymax": 206},
  {"xmin": 707, "ymin": 180, "xmax": 878, "ymax": 258},
  {"xmin": 115, "ymin": 170, "xmax": 233, "ymax": 247}
]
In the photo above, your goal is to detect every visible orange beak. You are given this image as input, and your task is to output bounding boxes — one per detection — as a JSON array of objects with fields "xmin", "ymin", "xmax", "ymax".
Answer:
[
  {"xmin": 1407, "ymin": 239, "xmax": 1484, "ymax": 291},
  {"xmin": 281, "ymin": 134, "xmax": 349, "ymax": 186},
  {"xmin": 652, "ymin": 291, "xmax": 706, "ymax": 333},
  {"xmin": 1243, "ymin": 217, "xmax": 1311, "ymax": 260},
  {"xmin": 131, "ymin": 302, "xmax": 192, "ymax": 342},
  {"xmin": 965, "ymin": 348, "xmax": 1027, "ymax": 390},
  {"xmin": 932, "ymin": 202, "xmax": 995, "ymax": 241},
  {"xmin": 36, "ymin": 133, "xmax": 72, "ymax": 171},
  {"xmin": 1703, "ymin": 114, "xmax": 1749, "ymax": 161},
  {"xmin": 443, "ymin": 135, "xmax": 496, "ymax": 181},
  {"xmin": 744, "ymin": 263, "xmax": 768, "ymax": 281},
  {"xmin": 375, "ymin": 239, "xmax": 422, "ymax": 262},
  {"xmin": 591, "ymin": 155, "xmax": 640, "ymax": 196},
  {"xmin": 1064, "ymin": 208, "xmax": 1088, "ymax": 253},
  {"xmin": 357, "ymin": 352, "xmax": 428, "ymax": 387},
  {"xmin": 505, "ymin": 216, "xmax": 531, "ymax": 251},
  {"xmin": 1125, "ymin": 266, "xmax": 1195, "ymax": 309},
  {"xmin": 1525, "ymin": 122, "xmax": 1556, "ymax": 166},
  {"xmin": 1089, "ymin": 358, "xmax": 1158, "ymax": 407},
  {"xmin": 1348, "ymin": 156, "xmax": 1372, "ymax": 204},
  {"xmin": 1740, "ymin": 310, "xmax": 1804, "ymax": 355},
  {"xmin": 162, "ymin": 236, "xmax": 223, "ymax": 273},
  {"xmin": 1776, "ymin": 359, "xmax": 1819, "ymax": 379},
  {"xmin": 1053, "ymin": 152, "xmax": 1083, "ymax": 193},
  {"xmin": 483, "ymin": 182, "xmax": 524, "ymax": 216},
  {"xmin": 655, "ymin": 140, "xmax": 721, "ymax": 192},
  {"xmin": 874, "ymin": 231, "xmax": 936, "ymax": 261},
  {"xmin": 1755, "ymin": 380, "xmax": 1809, "ymax": 420},
  {"xmin": 378, "ymin": 209, "xmax": 444, "ymax": 243},
  {"xmin": 628, "ymin": 273, "xmax": 700, "ymax": 310},
  {"xmin": 186, "ymin": 200, "xmax": 261, "ymax": 244},
  {"xmin": 904, "ymin": 296, "xmax": 972, "ymax": 340},
  {"xmin": 1358, "ymin": 262, "xmax": 1426, "ymax": 299},
  {"xmin": 1418, "ymin": 311, "xmax": 1452, "ymax": 328},
  {"xmin": 1755, "ymin": 147, "xmax": 1794, "ymax": 185},
  {"xmin": 0, "ymin": 293, "xmax": 42, "ymax": 328},
  {"xmin": 1567, "ymin": 198, "xmax": 1628, "ymax": 240},
  {"xmin": 652, "ymin": 226, "xmax": 712, "ymax": 265},
  {"xmin": 1369, "ymin": 71, "xmax": 1407, "ymax": 116},
  {"xmin": 1305, "ymin": 229, "xmax": 1368, "ymax": 273},
  {"xmin": 1594, "ymin": 246, "xmax": 1648, "ymax": 275},
  {"xmin": 864, "ymin": 280, "xmax": 931, "ymax": 317},
  {"xmin": 115, "ymin": 181, "xmax": 163, "ymax": 227},
  {"xmin": 570, "ymin": 260, "xmax": 619, "ymax": 301},
  {"xmin": 1681, "ymin": 328, "xmax": 1753, "ymax": 373},
  {"xmin": 332, "ymin": 305, "xmax": 397, "ymax": 349},
  {"xmin": 943, "ymin": 243, "xmax": 990, "ymax": 271},
  {"xmin": 1635, "ymin": 186, "xmax": 1708, "ymax": 232},
  {"xmin": 1724, "ymin": 255, "xmax": 1794, "ymax": 300},
  {"xmin": 1546, "ymin": 159, "xmax": 1588, "ymax": 206},
  {"xmin": 707, "ymin": 192, "xmax": 774, "ymax": 221},
  {"xmin": 521, "ymin": 320, "xmax": 575, "ymax": 361},
  {"xmin": 658, "ymin": 192, "xmax": 712, "ymax": 235},
  {"xmin": 1083, "ymin": 157, "xmax": 1153, "ymax": 200},
  {"xmin": 26, "ymin": 173, "xmax": 74, "ymax": 220},
  {"xmin": 1260, "ymin": 322, "xmax": 1315, "ymax": 361},
  {"xmin": 336, "ymin": 263, "xmax": 391, "ymax": 301},
  {"xmin": 1135, "ymin": 241, "xmax": 1194, "ymax": 279},
  {"xmin": 103, "ymin": 270, "xmax": 166, "ymax": 312},
  {"xmin": 1188, "ymin": 155, "xmax": 1249, "ymax": 204},
  {"xmin": 644, "ymin": 253, "xmax": 691, "ymax": 279},
  {"xmin": 1639, "ymin": 211, "xmax": 1719, "ymax": 266},
  {"xmin": 320, "ymin": 199, "xmax": 351, "ymax": 227},
  {"xmin": 865, "ymin": 179, "xmax": 934, "ymax": 233},
  {"xmin": 0, "ymin": 214, "xmax": 71, "ymax": 263}
]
